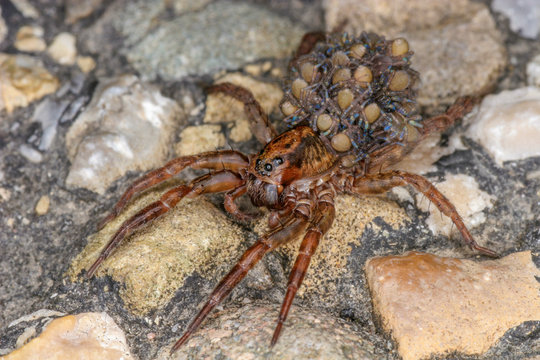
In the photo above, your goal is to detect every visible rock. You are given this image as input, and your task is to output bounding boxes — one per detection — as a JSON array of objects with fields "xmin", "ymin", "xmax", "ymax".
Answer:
[
  {"xmin": 324, "ymin": 0, "xmax": 506, "ymax": 109},
  {"xmin": 3, "ymin": 312, "xmax": 134, "ymax": 360},
  {"xmin": 35, "ymin": 195, "xmax": 50, "ymax": 215},
  {"xmin": 527, "ymin": 54, "xmax": 540, "ymax": 87},
  {"xmin": 366, "ymin": 251, "xmax": 540, "ymax": 360},
  {"xmin": 175, "ymin": 125, "xmax": 226, "ymax": 156},
  {"xmin": 255, "ymin": 194, "xmax": 409, "ymax": 308},
  {"xmin": 391, "ymin": 132, "xmax": 466, "ymax": 174},
  {"xmin": 83, "ymin": 0, "xmax": 213, "ymax": 54},
  {"xmin": 68, "ymin": 193, "xmax": 245, "ymax": 314},
  {"xmin": 31, "ymin": 98, "xmax": 70, "ymax": 151},
  {"xmin": 65, "ymin": 0, "xmax": 103, "ymax": 24},
  {"xmin": 160, "ymin": 303, "xmax": 379, "ymax": 360},
  {"xmin": 0, "ymin": 54, "xmax": 60, "ymax": 114},
  {"xmin": 123, "ymin": 1, "xmax": 305, "ymax": 80},
  {"xmin": 47, "ymin": 32, "xmax": 77, "ymax": 65},
  {"xmin": 8, "ymin": 309, "xmax": 66, "ymax": 327},
  {"xmin": 10, "ymin": 0, "xmax": 40, "ymax": 18},
  {"xmin": 0, "ymin": 187, "xmax": 11, "ymax": 202},
  {"xmin": 14, "ymin": 25, "xmax": 46, "ymax": 52},
  {"xmin": 75, "ymin": 55, "xmax": 96, "ymax": 73},
  {"xmin": 0, "ymin": 7, "xmax": 6, "ymax": 45},
  {"xmin": 492, "ymin": 0, "xmax": 540, "ymax": 39},
  {"xmin": 415, "ymin": 173, "xmax": 494, "ymax": 238},
  {"xmin": 204, "ymin": 73, "xmax": 283, "ymax": 142},
  {"xmin": 466, "ymin": 87, "xmax": 540, "ymax": 165},
  {"xmin": 18, "ymin": 144, "xmax": 43, "ymax": 163},
  {"xmin": 65, "ymin": 75, "xmax": 181, "ymax": 194}
]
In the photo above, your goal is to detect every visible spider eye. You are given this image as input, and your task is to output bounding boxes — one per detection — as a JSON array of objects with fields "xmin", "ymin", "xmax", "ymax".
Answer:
[
  {"xmin": 274, "ymin": 157, "xmax": 283, "ymax": 165},
  {"xmin": 264, "ymin": 163, "xmax": 273, "ymax": 172}
]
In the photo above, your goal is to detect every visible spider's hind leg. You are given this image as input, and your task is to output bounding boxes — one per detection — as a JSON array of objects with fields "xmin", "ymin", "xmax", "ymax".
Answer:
[
  {"xmin": 86, "ymin": 170, "xmax": 245, "ymax": 278},
  {"xmin": 349, "ymin": 170, "xmax": 498, "ymax": 257},
  {"xmin": 420, "ymin": 96, "xmax": 478, "ymax": 137}
]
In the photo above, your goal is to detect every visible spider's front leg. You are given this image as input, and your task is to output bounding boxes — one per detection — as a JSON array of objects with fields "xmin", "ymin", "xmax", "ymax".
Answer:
[
  {"xmin": 86, "ymin": 170, "xmax": 245, "ymax": 278},
  {"xmin": 349, "ymin": 171, "xmax": 498, "ymax": 257},
  {"xmin": 98, "ymin": 150, "xmax": 248, "ymax": 229},
  {"xmin": 171, "ymin": 213, "xmax": 310, "ymax": 352},
  {"xmin": 271, "ymin": 198, "xmax": 335, "ymax": 345}
]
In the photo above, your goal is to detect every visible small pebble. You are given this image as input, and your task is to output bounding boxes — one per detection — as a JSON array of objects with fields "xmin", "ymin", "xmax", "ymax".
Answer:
[
  {"xmin": 47, "ymin": 32, "xmax": 77, "ymax": 65},
  {"xmin": 76, "ymin": 56, "xmax": 96, "ymax": 73},
  {"xmin": 35, "ymin": 195, "xmax": 50, "ymax": 215},
  {"xmin": 14, "ymin": 25, "xmax": 46, "ymax": 52}
]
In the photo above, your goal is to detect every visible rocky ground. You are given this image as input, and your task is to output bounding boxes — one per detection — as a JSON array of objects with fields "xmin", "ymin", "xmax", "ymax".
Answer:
[{"xmin": 0, "ymin": 0, "xmax": 539, "ymax": 359}]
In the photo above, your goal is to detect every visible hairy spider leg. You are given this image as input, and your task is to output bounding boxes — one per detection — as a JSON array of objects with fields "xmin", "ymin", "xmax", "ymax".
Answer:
[
  {"xmin": 86, "ymin": 170, "xmax": 244, "ymax": 278},
  {"xmin": 98, "ymin": 150, "xmax": 249, "ymax": 230},
  {"xmin": 271, "ymin": 199, "xmax": 335, "ymax": 346},
  {"xmin": 419, "ymin": 96, "xmax": 478, "ymax": 138},
  {"xmin": 171, "ymin": 215, "xmax": 310, "ymax": 353},
  {"xmin": 207, "ymin": 83, "xmax": 277, "ymax": 144},
  {"xmin": 349, "ymin": 170, "xmax": 498, "ymax": 257}
]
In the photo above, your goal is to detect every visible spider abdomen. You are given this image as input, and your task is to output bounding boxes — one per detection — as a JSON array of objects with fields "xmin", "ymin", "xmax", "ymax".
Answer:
[{"xmin": 281, "ymin": 32, "xmax": 423, "ymax": 165}]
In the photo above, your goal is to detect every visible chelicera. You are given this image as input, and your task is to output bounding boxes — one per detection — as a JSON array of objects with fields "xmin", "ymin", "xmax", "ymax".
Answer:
[{"xmin": 85, "ymin": 32, "xmax": 497, "ymax": 352}]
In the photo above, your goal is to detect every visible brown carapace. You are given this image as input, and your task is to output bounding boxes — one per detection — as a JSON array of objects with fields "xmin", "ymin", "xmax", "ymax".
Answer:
[{"xmin": 85, "ymin": 32, "xmax": 498, "ymax": 352}]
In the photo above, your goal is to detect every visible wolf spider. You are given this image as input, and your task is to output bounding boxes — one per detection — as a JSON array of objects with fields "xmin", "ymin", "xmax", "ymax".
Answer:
[{"xmin": 86, "ymin": 32, "xmax": 497, "ymax": 352}]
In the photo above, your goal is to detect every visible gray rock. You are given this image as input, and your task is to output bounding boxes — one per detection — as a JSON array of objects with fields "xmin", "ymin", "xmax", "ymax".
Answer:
[
  {"xmin": 30, "ymin": 98, "xmax": 70, "ymax": 151},
  {"xmin": 65, "ymin": 74, "xmax": 182, "ymax": 194},
  {"xmin": 65, "ymin": 0, "xmax": 103, "ymax": 24},
  {"xmin": 0, "ymin": 7, "xmax": 6, "ymax": 46},
  {"xmin": 492, "ymin": 0, "xmax": 540, "ymax": 39},
  {"xmin": 161, "ymin": 303, "xmax": 381, "ymax": 360},
  {"xmin": 527, "ymin": 53, "xmax": 540, "ymax": 87},
  {"xmin": 123, "ymin": 1, "xmax": 305, "ymax": 80}
]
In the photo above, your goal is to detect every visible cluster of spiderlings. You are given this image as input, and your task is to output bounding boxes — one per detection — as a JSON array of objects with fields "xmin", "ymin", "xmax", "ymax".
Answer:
[{"xmin": 280, "ymin": 32, "xmax": 423, "ymax": 164}]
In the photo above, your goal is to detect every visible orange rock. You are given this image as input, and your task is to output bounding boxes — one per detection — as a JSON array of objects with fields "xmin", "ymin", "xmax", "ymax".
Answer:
[
  {"xmin": 4, "ymin": 312, "xmax": 134, "ymax": 360},
  {"xmin": 366, "ymin": 251, "xmax": 540, "ymax": 360}
]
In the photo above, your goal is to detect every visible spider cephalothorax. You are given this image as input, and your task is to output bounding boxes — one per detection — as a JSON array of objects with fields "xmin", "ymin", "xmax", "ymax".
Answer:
[{"xmin": 85, "ymin": 32, "xmax": 497, "ymax": 352}]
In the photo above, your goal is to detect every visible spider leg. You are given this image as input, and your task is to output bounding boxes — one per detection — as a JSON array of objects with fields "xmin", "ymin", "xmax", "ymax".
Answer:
[
  {"xmin": 171, "ymin": 214, "xmax": 310, "ymax": 353},
  {"xmin": 420, "ymin": 96, "xmax": 478, "ymax": 137},
  {"xmin": 98, "ymin": 150, "xmax": 248, "ymax": 229},
  {"xmin": 86, "ymin": 170, "xmax": 245, "ymax": 278},
  {"xmin": 271, "ymin": 200, "xmax": 335, "ymax": 346},
  {"xmin": 349, "ymin": 170, "xmax": 498, "ymax": 257},
  {"xmin": 292, "ymin": 31, "xmax": 326, "ymax": 62},
  {"xmin": 224, "ymin": 185, "xmax": 258, "ymax": 222},
  {"xmin": 207, "ymin": 83, "xmax": 277, "ymax": 144}
]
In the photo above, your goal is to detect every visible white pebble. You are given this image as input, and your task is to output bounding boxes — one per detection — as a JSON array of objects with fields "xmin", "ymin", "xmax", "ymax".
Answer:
[{"xmin": 467, "ymin": 87, "xmax": 540, "ymax": 165}]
